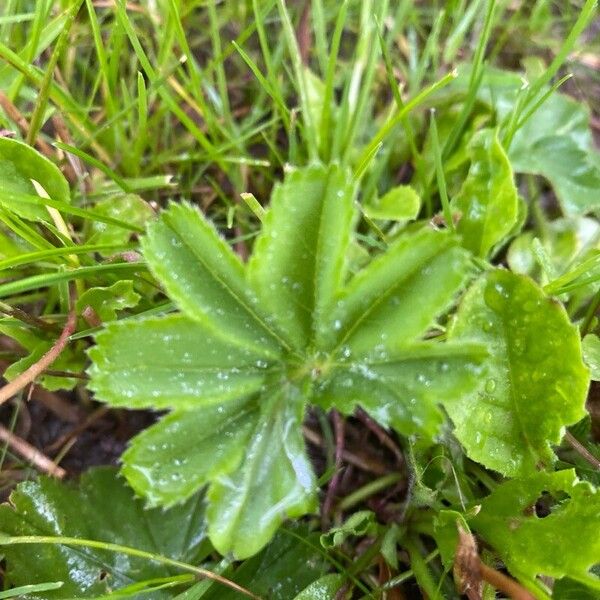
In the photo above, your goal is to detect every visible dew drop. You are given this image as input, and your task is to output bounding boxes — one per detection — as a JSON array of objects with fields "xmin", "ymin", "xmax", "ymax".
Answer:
[{"xmin": 484, "ymin": 378, "xmax": 497, "ymax": 393}]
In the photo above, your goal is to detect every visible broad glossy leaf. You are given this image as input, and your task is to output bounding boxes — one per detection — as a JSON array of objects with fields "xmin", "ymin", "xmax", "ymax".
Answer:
[
  {"xmin": 582, "ymin": 334, "xmax": 600, "ymax": 381},
  {"xmin": 453, "ymin": 128, "xmax": 518, "ymax": 257},
  {"xmin": 76, "ymin": 280, "xmax": 140, "ymax": 322},
  {"xmin": 142, "ymin": 202, "xmax": 284, "ymax": 356},
  {"xmin": 0, "ymin": 138, "xmax": 70, "ymax": 221},
  {"xmin": 207, "ymin": 384, "xmax": 316, "ymax": 559},
  {"xmin": 472, "ymin": 470, "xmax": 600, "ymax": 592},
  {"xmin": 364, "ymin": 185, "xmax": 421, "ymax": 222},
  {"xmin": 293, "ymin": 574, "xmax": 344, "ymax": 599},
  {"xmin": 316, "ymin": 341, "xmax": 487, "ymax": 440},
  {"xmin": 88, "ymin": 314, "xmax": 276, "ymax": 410},
  {"xmin": 122, "ymin": 397, "xmax": 258, "ymax": 507},
  {"xmin": 322, "ymin": 228, "xmax": 473, "ymax": 358},
  {"xmin": 248, "ymin": 164, "xmax": 354, "ymax": 350},
  {"xmin": 0, "ymin": 467, "xmax": 210, "ymax": 598},
  {"xmin": 447, "ymin": 270, "xmax": 589, "ymax": 476}
]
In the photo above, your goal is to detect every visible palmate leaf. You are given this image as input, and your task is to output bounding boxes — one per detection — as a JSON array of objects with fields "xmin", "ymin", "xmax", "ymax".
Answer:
[
  {"xmin": 89, "ymin": 163, "xmax": 486, "ymax": 558},
  {"xmin": 472, "ymin": 470, "xmax": 600, "ymax": 594},
  {"xmin": 447, "ymin": 269, "xmax": 589, "ymax": 476},
  {"xmin": 88, "ymin": 314, "xmax": 274, "ymax": 410}
]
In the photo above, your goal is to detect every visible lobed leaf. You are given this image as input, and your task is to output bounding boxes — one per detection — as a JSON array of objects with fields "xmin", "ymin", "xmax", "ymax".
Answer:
[
  {"xmin": 316, "ymin": 341, "xmax": 487, "ymax": 440},
  {"xmin": 122, "ymin": 397, "xmax": 258, "ymax": 507},
  {"xmin": 472, "ymin": 470, "xmax": 600, "ymax": 592},
  {"xmin": 88, "ymin": 314, "xmax": 276, "ymax": 410},
  {"xmin": 447, "ymin": 270, "xmax": 589, "ymax": 476},
  {"xmin": 207, "ymin": 383, "xmax": 316, "ymax": 559},
  {"xmin": 322, "ymin": 228, "xmax": 473, "ymax": 359},
  {"xmin": 453, "ymin": 128, "xmax": 519, "ymax": 257},
  {"xmin": 248, "ymin": 163, "xmax": 355, "ymax": 350},
  {"xmin": 142, "ymin": 202, "xmax": 285, "ymax": 356}
]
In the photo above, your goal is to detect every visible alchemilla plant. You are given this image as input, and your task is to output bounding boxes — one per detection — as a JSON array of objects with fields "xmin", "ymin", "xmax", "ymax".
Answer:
[{"xmin": 89, "ymin": 162, "xmax": 588, "ymax": 560}]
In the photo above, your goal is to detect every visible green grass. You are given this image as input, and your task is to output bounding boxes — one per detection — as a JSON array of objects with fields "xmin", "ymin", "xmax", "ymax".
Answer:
[{"xmin": 0, "ymin": 1, "xmax": 599, "ymax": 598}]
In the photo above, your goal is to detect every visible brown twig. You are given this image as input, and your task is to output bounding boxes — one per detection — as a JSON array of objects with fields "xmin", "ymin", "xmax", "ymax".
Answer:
[
  {"xmin": 455, "ymin": 525, "xmax": 536, "ymax": 600},
  {"xmin": 479, "ymin": 563, "xmax": 536, "ymax": 600},
  {"xmin": 0, "ymin": 306, "xmax": 77, "ymax": 407},
  {"xmin": 303, "ymin": 426, "xmax": 388, "ymax": 475},
  {"xmin": 564, "ymin": 431, "xmax": 600, "ymax": 470},
  {"xmin": 296, "ymin": 0, "xmax": 312, "ymax": 65},
  {"xmin": 0, "ymin": 91, "xmax": 55, "ymax": 158},
  {"xmin": 322, "ymin": 410, "xmax": 345, "ymax": 526},
  {"xmin": 0, "ymin": 423, "xmax": 66, "ymax": 478},
  {"xmin": 46, "ymin": 406, "xmax": 109, "ymax": 453},
  {"xmin": 356, "ymin": 407, "xmax": 404, "ymax": 466}
]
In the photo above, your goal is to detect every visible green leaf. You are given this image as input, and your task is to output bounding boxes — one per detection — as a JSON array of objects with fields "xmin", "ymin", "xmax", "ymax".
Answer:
[
  {"xmin": 447, "ymin": 270, "xmax": 589, "ymax": 476},
  {"xmin": 0, "ymin": 467, "xmax": 210, "ymax": 598},
  {"xmin": 88, "ymin": 193, "xmax": 154, "ymax": 247},
  {"xmin": 453, "ymin": 128, "xmax": 519, "ymax": 257},
  {"xmin": 198, "ymin": 526, "xmax": 331, "ymax": 600},
  {"xmin": 293, "ymin": 574, "xmax": 344, "ymax": 599},
  {"xmin": 582, "ymin": 334, "xmax": 600, "ymax": 381},
  {"xmin": 322, "ymin": 228, "xmax": 473, "ymax": 359},
  {"xmin": 206, "ymin": 384, "xmax": 316, "ymax": 559},
  {"xmin": 122, "ymin": 397, "xmax": 258, "ymax": 507},
  {"xmin": 364, "ymin": 185, "xmax": 421, "ymax": 222},
  {"xmin": 76, "ymin": 280, "xmax": 140, "ymax": 322},
  {"xmin": 315, "ymin": 341, "xmax": 487, "ymax": 440},
  {"xmin": 248, "ymin": 163, "xmax": 354, "ymax": 350},
  {"xmin": 0, "ymin": 138, "xmax": 70, "ymax": 222},
  {"xmin": 88, "ymin": 314, "xmax": 274, "ymax": 410},
  {"xmin": 509, "ymin": 93, "xmax": 600, "ymax": 215},
  {"xmin": 142, "ymin": 202, "xmax": 284, "ymax": 357},
  {"xmin": 320, "ymin": 511, "xmax": 376, "ymax": 549},
  {"xmin": 88, "ymin": 165, "xmax": 487, "ymax": 557},
  {"xmin": 472, "ymin": 470, "xmax": 600, "ymax": 592}
]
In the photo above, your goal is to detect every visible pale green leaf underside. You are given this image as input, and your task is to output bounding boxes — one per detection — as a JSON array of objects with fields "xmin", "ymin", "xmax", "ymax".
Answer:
[
  {"xmin": 323, "ymin": 228, "xmax": 473, "ymax": 359},
  {"xmin": 448, "ymin": 270, "xmax": 589, "ymax": 476},
  {"xmin": 0, "ymin": 137, "xmax": 71, "ymax": 222},
  {"xmin": 315, "ymin": 341, "xmax": 487, "ymax": 440},
  {"xmin": 453, "ymin": 128, "xmax": 518, "ymax": 257},
  {"xmin": 207, "ymin": 384, "xmax": 316, "ymax": 559},
  {"xmin": 122, "ymin": 397, "xmax": 258, "ymax": 507},
  {"xmin": 88, "ymin": 314, "xmax": 277, "ymax": 410},
  {"xmin": 248, "ymin": 163, "xmax": 354, "ymax": 350},
  {"xmin": 142, "ymin": 202, "xmax": 284, "ymax": 357},
  {"xmin": 472, "ymin": 470, "xmax": 600, "ymax": 591}
]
